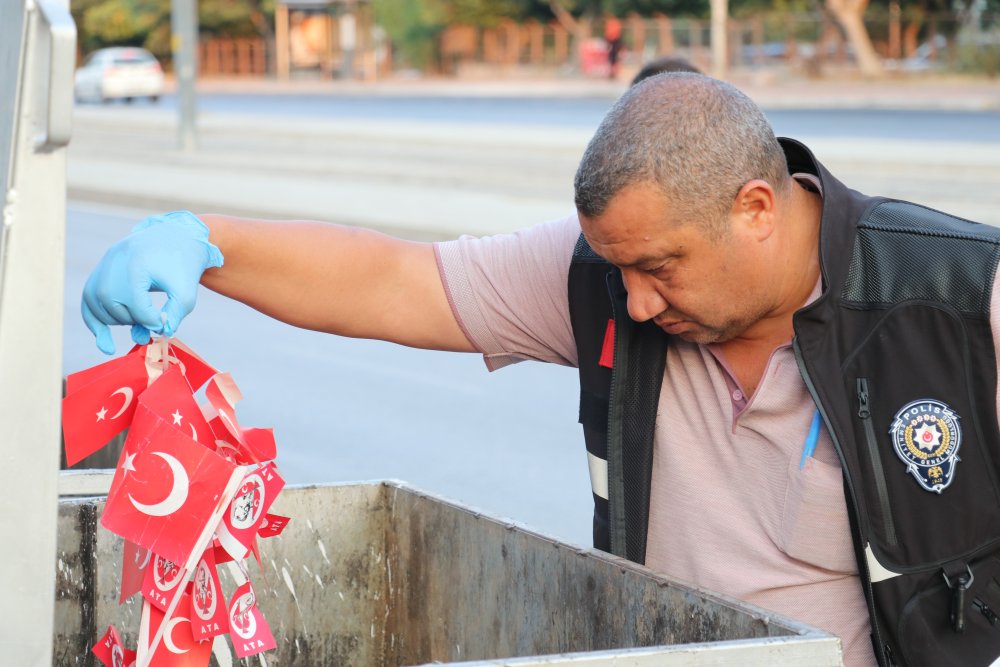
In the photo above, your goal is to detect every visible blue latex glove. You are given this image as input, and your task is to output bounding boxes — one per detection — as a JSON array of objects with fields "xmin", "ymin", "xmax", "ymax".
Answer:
[{"xmin": 82, "ymin": 210, "xmax": 224, "ymax": 354}]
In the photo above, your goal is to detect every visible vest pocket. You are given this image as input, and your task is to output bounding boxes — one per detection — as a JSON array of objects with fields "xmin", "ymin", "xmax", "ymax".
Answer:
[
  {"xmin": 842, "ymin": 303, "xmax": 1000, "ymax": 566},
  {"xmin": 895, "ymin": 555, "xmax": 1000, "ymax": 666}
]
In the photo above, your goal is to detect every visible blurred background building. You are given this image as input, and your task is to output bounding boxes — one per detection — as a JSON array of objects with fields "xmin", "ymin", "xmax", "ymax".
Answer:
[{"xmin": 70, "ymin": 0, "xmax": 999, "ymax": 82}]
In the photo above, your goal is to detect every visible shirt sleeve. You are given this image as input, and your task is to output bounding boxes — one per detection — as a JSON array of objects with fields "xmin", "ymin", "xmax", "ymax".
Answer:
[{"xmin": 434, "ymin": 214, "xmax": 581, "ymax": 371}]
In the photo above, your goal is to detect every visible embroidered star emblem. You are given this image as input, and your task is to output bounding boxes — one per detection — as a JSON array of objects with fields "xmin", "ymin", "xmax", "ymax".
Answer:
[
  {"xmin": 96, "ymin": 406, "xmax": 108, "ymax": 421},
  {"xmin": 914, "ymin": 423, "xmax": 941, "ymax": 451},
  {"xmin": 172, "ymin": 409, "xmax": 183, "ymax": 426}
]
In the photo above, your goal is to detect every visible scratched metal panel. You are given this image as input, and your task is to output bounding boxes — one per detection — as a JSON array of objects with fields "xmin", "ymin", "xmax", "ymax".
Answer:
[
  {"xmin": 54, "ymin": 482, "xmax": 841, "ymax": 666},
  {"xmin": 382, "ymin": 486, "xmax": 815, "ymax": 665}
]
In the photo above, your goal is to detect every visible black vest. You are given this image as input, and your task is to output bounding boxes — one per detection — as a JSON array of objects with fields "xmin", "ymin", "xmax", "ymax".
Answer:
[{"xmin": 568, "ymin": 138, "xmax": 1000, "ymax": 666}]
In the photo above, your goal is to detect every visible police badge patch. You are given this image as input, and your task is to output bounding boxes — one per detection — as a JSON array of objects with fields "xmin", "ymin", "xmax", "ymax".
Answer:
[{"xmin": 890, "ymin": 399, "xmax": 962, "ymax": 493}]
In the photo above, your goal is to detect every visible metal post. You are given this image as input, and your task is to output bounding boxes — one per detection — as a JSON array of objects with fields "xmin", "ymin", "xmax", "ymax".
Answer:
[
  {"xmin": 171, "ymin": 0, "xmax": 198, "ymax": 152},
  {"xmin": 275, "ymin": 3, "xmax": 290, "ymax": 80},
  {"xmin": 0, "ymin": 0, "xmax": 75, "ymax": 662},
  {"xmin": 710, "ymin": 0, "xmax": 728, "ymax": 78}
]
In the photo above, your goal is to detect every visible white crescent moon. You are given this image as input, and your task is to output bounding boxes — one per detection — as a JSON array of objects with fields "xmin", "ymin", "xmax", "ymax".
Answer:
[
  {"xmin": 108, "ymin": 387, "xmax": 134, "ymax": 420},
  {"xmin": 128, "ymin": 452, "xmax": 189, "ymax": 517},
  {"xmin": 162, "ymin": 616, "xmax": 191, "ymax": 654},
  {"xmin": 189, "ymin": 423, "xmax": 198, "ymax": 442}
]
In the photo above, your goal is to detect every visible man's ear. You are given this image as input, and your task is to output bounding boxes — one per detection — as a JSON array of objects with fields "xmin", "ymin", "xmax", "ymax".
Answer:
[{"xmin": 730, "ymin": 179, "xmax": 776, "ymax": 241}]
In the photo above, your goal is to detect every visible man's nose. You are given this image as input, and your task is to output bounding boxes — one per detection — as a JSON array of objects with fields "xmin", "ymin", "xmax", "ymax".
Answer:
[{"xmin": 621, "ymin": 270, "xmax": 667, "ymax": 323}]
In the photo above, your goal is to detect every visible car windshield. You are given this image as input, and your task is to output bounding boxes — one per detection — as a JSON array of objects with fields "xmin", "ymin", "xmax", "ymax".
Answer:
[{"xmin": 113, "ymin": 51, "xmax": 157, "ymax": 65}]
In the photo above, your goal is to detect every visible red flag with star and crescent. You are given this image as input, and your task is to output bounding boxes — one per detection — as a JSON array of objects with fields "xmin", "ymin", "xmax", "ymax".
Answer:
[
  {"xmin": 138, "ymin": 594, "xmax": 212, "ymax": 667},
  {"xmin": 136, "ymin": 364, "xmax": 216, "ymax": 447},
  {"xmin": 62, "ymin": 348, "xmax": 150, "ymax": 466},
  {"xmin": 101, "ymin": 415, "xmax": 243, "ymax": 570},
  {"xmin": 163, "ymin": 339, "xmax": 217, "ymax": 392},
  {"xmin": 120, "ymin": 540, "xmax": 153, "ymax": 605}
]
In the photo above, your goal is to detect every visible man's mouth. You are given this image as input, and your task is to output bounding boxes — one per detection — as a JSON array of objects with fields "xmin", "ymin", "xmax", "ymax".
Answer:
[{"xmin": 657, "ymin": 319, "xmax": 689, "ymax": 334}]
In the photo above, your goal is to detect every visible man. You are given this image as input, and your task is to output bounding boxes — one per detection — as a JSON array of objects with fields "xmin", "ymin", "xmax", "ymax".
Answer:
[{"xmin": 83, "ymin": 74, "xmax": 1000, "ymax": 666}]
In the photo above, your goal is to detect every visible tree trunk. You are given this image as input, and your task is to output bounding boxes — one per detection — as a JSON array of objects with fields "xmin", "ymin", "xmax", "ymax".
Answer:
[
  {"xmin": 548, "ymin": 0, "xmax": 578, "ymax": 34},
  {"xmin": 826, "ymin": 0, "xmax": 885, "ymax": 77}
]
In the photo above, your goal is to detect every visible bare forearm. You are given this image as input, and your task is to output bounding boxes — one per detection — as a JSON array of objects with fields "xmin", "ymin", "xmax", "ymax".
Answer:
[{"xmin": 198, "ymin": 215, "xmax": 474, "ymax": 352}]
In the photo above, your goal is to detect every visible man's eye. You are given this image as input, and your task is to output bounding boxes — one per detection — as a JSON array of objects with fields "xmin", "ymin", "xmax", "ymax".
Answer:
[{"xmin": 644, "ymin": 264, "xmax": 666, "ymax": 274}]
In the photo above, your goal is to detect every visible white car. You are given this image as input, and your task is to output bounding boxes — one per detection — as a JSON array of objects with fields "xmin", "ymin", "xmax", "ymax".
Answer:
[{"xmin": 74, "ymin": 47, "xmax": 165, "ymax": 103}]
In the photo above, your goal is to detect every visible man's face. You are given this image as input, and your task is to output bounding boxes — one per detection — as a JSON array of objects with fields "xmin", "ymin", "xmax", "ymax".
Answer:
[{"xmin": 579, "ymin": 181, "xmax": 775, "ymax": 345}]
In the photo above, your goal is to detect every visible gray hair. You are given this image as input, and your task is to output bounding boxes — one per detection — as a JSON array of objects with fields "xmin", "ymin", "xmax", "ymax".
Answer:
[{"xmin": 574, "ymin": 73, "xmax": 790, "ymax": 234}]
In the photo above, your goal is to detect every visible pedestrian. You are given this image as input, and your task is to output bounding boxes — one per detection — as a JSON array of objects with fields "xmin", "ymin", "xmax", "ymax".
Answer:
[
  {"xmin": 604, "ymin": 17, "xmax": 623, "ymax": 80},
  {"xmin": 81, "ymin": 73, "xmax": 1000, "ymax": 667}
]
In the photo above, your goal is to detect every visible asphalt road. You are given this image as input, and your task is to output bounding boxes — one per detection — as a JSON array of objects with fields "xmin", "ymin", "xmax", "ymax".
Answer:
[{"xmin": 93, "ymin": 91, "xmax": 1000, "ymax": 142}]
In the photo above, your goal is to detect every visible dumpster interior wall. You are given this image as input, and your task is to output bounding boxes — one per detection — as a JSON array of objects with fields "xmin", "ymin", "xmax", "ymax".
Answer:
[{"xmin": 54, "ymin": 482, "xmax": 809, "ymax": 666}]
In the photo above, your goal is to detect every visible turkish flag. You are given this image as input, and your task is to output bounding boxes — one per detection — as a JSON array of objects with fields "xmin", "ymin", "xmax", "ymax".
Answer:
[
  {"xmin": 142, "ymin": 553, "xmax": 186, "ymax": 612},
  {"xmin": 204, "ymin": 374, "xmax": 247, "ymax": 443},
  {"xmin": 215, "ymin": 463, "xmax": 285, "ymax": 561},
  {"xmin": 228, "ymin": 581, "xmax": 276, "ymax": 659},
  {"xmin": 165, "ymin": 340, "xmax": 217, "ymax": 392},
  {"xmin": 120, "ymin": 540, "xmax": 153, "ymax": 605},
  {"xmin": 66, "ymin": 344, "xmax": 144, "ymax": 395},
  {"xmin": 207, "ymin": 417, "xmax": 256, "ymax": 465},
  {"xmin": 242, "ymin": 427, "xmax": 277, "ymax": 463},
  {"xmin": 190, "ymin": 547, "xmax": 229, "ymax": 642},
  {"xmin": 258, "ymin": 513, "xmax": 290, "ymax": 539},
  {"xmin": 138, "ymin": 364, "xmax": 215, "ymax": 447},
  {"xmin": 62, "ymin": 349, "xmax": 150, "ymax": 466},
  {"xmin": 92, "ymin": 625, "xmax": 136, "ymax": 667},
  {"xmin": 101, "ymin": 415, "xmax": 243, "ymax": 571},
  {"xmin": 138, "ymin": 595, "xmax": 212, "ymax": 667}
]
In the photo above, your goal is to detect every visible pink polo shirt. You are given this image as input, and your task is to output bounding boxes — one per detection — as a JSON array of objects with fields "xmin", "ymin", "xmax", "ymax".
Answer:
[{"xmin": 434, "ymin": 213, "xmax": 1000, "ymax": 667}]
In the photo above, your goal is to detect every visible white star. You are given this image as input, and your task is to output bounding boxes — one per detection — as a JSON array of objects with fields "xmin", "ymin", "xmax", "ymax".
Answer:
[
  {"xmin": 914, "ymin": 423, "xmax": 941, "ymax": 451},
  {"xmin": 172, "ymin": 409, "xmax": 183, "ymax": 426},
  {"xmin": 121, "ymin": 452, "xmax": 137, "ymax": 475},
  {"xmin": 96, "ymin": 406, "xmax": 108, "ymax": 422}
]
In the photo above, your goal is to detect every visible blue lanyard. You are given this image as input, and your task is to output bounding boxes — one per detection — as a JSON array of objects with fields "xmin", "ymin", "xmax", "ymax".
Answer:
[{"xmin": 799, "ymin": 408, "xmax": 822, "ymax": 469}]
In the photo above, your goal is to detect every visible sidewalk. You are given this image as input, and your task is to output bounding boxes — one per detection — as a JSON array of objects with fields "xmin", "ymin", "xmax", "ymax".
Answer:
[{"xmin": 187, "ymin": 71, "xmax": 1000, "ymax": 110}]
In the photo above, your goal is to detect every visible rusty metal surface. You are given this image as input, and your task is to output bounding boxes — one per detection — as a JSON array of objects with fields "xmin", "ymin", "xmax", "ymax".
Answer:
[{"xmin": 54, "ymin": 481, "xmax": 841, "ymax": 666}]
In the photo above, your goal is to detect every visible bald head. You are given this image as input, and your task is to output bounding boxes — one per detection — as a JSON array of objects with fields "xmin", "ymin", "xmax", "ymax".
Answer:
[{"xmin": 574, "ymin": 73, "xmax": 790, "ymax": 235}]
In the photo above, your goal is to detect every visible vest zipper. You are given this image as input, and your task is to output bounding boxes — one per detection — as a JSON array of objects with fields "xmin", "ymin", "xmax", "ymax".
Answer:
[
  {"xmin": 792, "ymin": 339, "xmax": 891, "ymax": 667},
  {"xmin": 857, "ymin": 378, "xmax": 899, "ymax": 548},
  {"xmin": 605, "ymin": 273, "xmax": 628, "ymax": 558},
  {"xmin": 974, "ymin": 597, "xmax": 1000, "ymax": 627}
]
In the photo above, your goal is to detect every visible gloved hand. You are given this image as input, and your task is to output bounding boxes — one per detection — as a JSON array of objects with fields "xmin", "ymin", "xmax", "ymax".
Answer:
[{"xmin": 82, "ymin": 210, "xmax": 224, "ymax": 354}]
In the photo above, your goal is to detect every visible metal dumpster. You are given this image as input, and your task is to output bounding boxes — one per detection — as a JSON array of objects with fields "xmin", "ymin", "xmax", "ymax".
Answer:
[{"xmin": 54, "ymin": 480, "xmax": 843, "ymax": 666}]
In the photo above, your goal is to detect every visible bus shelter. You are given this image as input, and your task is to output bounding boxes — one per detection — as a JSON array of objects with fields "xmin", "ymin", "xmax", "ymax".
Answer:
[{"xmin": 274, "ymin": 0, "xmax": 378, "ymax": 80}]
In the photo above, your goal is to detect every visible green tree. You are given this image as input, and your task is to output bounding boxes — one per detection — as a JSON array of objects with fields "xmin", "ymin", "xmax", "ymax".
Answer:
[{"xmin": 75, "ymin": 0, "xmax": 275, "ymax": 63}]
